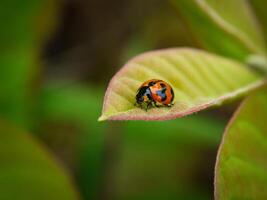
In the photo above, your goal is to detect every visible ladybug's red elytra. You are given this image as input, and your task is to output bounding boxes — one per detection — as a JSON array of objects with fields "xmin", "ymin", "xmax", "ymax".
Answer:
[{"xmin": 135, "ymin": 79, "xmax": 174, "ymax": 110}]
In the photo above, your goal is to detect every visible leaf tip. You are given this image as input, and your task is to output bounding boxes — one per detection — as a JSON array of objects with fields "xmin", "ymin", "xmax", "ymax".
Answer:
[{"xmin": 98, "ymin": 115, "xmax": 108, "ymax": 122}]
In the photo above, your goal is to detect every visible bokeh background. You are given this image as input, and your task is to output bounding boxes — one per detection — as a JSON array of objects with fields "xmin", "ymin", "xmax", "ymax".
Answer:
[{"xmin": 0, "ymin": 0, "xmax": 235, "ymax": 199}]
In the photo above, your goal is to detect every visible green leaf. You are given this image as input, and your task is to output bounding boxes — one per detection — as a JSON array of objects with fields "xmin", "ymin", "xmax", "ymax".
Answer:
[
  {"xmin": 99, "ymin": 48, "xmax": 264, "ymax": 121},
  {"xmin": 171, "ymin": 0, "xmax": 267, "ymax": 61},
  {"xmin": 249, "ymin": 0, "xmax": 267, "ymax": 41},
  {"xmin": 0, "ymin": 0, "xmax": 58, "ymax": 49},
  {"xmin": 0, "ymin": 0, "xmax": 59, "ymax": 126},
  {"xmin": 215, "ymin": 85, "xmax": 267, "ymax": 199},
  {"xmin": 0, "ymin": 120, "xmax": 80, "ymax": 200},
  {"xmin": 37, "ymin": 81, "xmax": 107, "ymax": 199},
  {"xmin": 0, "ymin": 51, "xmax": 36, "ymax": 126}
]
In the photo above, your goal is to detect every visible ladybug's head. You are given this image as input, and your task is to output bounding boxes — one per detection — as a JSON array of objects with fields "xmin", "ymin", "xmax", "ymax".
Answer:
[{"xmin": 136, "ymin": 86, "xmax": 151, "ymax": 104}]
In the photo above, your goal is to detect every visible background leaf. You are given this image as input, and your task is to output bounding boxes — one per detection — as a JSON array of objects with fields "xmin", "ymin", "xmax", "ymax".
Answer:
[
  {"xmin": 215, "ymin": 85, "xmax": 267, "ymax": 199},
  {"xmin": 0, "ymin": 0, "xmax": 59, "ymax": 126},
  {"xmin": 37, "ymin": 81, "xmax": 107, "ymax": 199},
  {"xmin": 249, "ymin": 0, "xmax": 267, "ymax": 41},
  {"xmin": 0, "ymin": 120, "xmax": 79, "ymax": 200},
  {"xmin": 171, "ymin": 0, "xmax": 267, "ymax": 61},
  {"xmin": 99, "ymin": 48, "xmax": 263, "ymax": 121}
]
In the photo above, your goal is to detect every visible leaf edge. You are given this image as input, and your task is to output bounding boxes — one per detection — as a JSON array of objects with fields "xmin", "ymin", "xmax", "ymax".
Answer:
[
  {"xmin": 99, "ymin": 79, "xmax": 265, "ymax": 121},
  {"xmin": 213, "ymin": 83, "xmax": 267, "ymax": 199}
]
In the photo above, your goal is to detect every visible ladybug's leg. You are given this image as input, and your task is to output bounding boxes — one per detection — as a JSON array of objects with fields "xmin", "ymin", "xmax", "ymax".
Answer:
[
  {"xmin": 155, "ymin": 102, "xmax": 161, "ymax": 108},
  {"xmin": 144, "ymin": 102, "xmax": 152, "ymax": 111},
  {"xmin": 166, "ymin": 103, "xmax": 174, "ymax": 107},
  {"xmin": 145, "ymin": 104, "xmax": 148, "ymax": 111},
  {"xmin": 134, "ymin": 102, "xmax": 141, "ymax": 108},
  {"xmin": 152, "ymin": 101, "xmax": 163, "ymax": 108}
]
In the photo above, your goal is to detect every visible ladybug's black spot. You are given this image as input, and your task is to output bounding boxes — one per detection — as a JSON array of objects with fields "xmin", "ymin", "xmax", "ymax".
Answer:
[
  {"xmin": 171, "ymin": 88, "xmax": 174, "ymax": 102},
  {"xmin": 160, "ymin": 83, "xmax": 166, "ymax": 88},
  {"xmin": 146, "ymin": 93, "xmax": 152, "ymax": 100},
  {"xmin": 148, "ymin": 81, "xmax": 156, "ymax": 86},
  {"xmin": 149, "ymin": 80, "xmax": 161, "ymax": 86},
  {"xmin": 156, "ymin": 88, "xmax": 167, "ymax": 101}
]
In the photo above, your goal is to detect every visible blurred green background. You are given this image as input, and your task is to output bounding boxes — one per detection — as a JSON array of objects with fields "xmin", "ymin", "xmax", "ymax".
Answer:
[{"xmin": 0, "ymin": 0, "xmax": 235, "ymax": 199}]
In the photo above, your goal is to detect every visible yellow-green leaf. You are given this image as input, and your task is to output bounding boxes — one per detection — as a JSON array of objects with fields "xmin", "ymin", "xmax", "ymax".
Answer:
[
  {"xmin": 215, "ymin": 85, "xmax": 267, "ymax": 199},
  {"xmin": 99, "ymin": 48, "xmax": 264, "ymax": 121},
  {"xmin": 171, "ymin": 0, "xmax": 267, "ymax": 61}
]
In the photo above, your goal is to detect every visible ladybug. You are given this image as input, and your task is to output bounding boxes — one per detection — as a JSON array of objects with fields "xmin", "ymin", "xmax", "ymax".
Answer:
[{"xmin": 135, "ymin": 79, "xmax": 174, "ymax": 110}]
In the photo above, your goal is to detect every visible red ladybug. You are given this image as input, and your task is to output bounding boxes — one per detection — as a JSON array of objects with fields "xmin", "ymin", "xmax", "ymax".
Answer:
[{"xmin": 135, "ymin": 79, "xmax": 174, "ymax": 110}]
